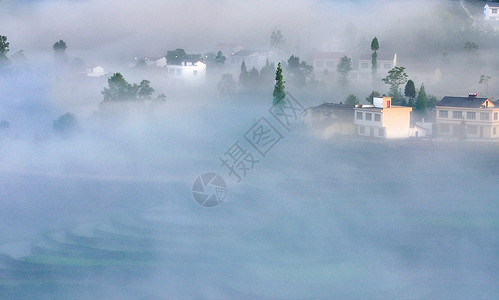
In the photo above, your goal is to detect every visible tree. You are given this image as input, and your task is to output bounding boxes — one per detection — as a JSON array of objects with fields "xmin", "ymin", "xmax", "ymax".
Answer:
[
  {"xmin": 217, "ymin": 73, "xmax": 236, "ymax": 96},
  {"xmin": 53, "ymin": 113, "xmax": 79, "ymax": 137},
  {"xmin": 366, "ymin": 90, "xmax": 381, "ymax": 104},
  {"xmin": 239, "ymin": 61, "xmax": 249, "ymax": 91},
  {"xmin": 415, "ymin": 83, "xmax": 428, "ymax": 115},
  {"xmin": 248, "ymin": 67, "xmax": 260, "ymax": 89},
  {"xmin": 155, "ymin": 94, "xmax": 167, "ymax": 102},
  {"xmin": 138, "ymin": 80, "xmax": 154, "ymax": 99},
  {"xmin": 53, "ymin": 40, "xmax": 68, "ymax": 64},
  {"xmin": 464, "ymin": 41, "xmax": 478, "ymax": 52},
  {"xmin": 479, "ymin": 75, "xmax": 491, "ymax": 95},
  {"xmin": 260, "ymin": 59, "xmax": 275, "ymax": 87},
  {"xmin": 427, "ymin": 94, "xmax": 438, "ymax": 110},
  {"xmin": 285, "ymin": 55, "xmax": 313, "ymax": 87},
  {"xmin": 371, "ymin": 37, "xmax": 379, "ymax": 78},
  {"xmin": 0, "ymin": 35, "xmax": 10, "ymax": 66},
  {"xmin": 270, "ymin": 30, "xmax": 285, "ymax": 48},
  {"xmin": 166, "ymin": 48, "xmax": 187, "ymax": 65},
  {"xmin": 273, "ymin": 62, "xmax": 286, "ymax": 106},
  {"xmin": 215, "ymin": 51, "xmax": 226, "ymax": 66},
  {"xmin": 336, "ymin": 56, "xmax": 352, "ymax": 89},
  {"xmin": 345, "ymin": 94, "xmax": 359, "ymax": 105},
  {"xmin": 404, "ymin": 79, "xmax": 416, "ymax": 106},
  {"xmin": 382, "ymin": 66, "xmax": 408, "ymax": 98}
]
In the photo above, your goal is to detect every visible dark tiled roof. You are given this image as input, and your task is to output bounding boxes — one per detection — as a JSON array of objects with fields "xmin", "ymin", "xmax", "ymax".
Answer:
[
  {"xmin": 486, "ymin": 2, "xmax": 499, "ymax": 8},
  {"xmin": 437, "ymin": 96, "xmax": 490, "ymax": 108}
]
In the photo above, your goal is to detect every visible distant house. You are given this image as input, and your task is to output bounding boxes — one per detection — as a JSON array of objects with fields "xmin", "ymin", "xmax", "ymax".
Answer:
[
  {"xmin": 86, "ymin": 65, "xmax": 106, "ymax": 77},
  {"xmin": 356, "ymin": 53, "xmax": 397, "ymax": 80},
  {"xmin": 166, "ymin": 61, "xmax": 206, "ymax": 87},
  {"xmin": 484, "ymin": 2, "xmax": 499, "ymax": 20},
  {"xmin": 312, "ymin": 52, "xmax": 351, "ymax": 80},
  {"xmin": 410, "ymin": 120, "xmax": 433, "ymax": 138},
  {"xmin": 435, "ymin": 94, "xmax": 499, "ymax": 139},
  {"xmin": 303, "ymin": 102, "xmax": 355, "ymax": 137},
  {"xmin": 354, "ymin": 97, "xmax": 412, "ymax": 138},
  {"xmin": 229, "ymin": 50, "xmax": 277, "ymax": 70}
]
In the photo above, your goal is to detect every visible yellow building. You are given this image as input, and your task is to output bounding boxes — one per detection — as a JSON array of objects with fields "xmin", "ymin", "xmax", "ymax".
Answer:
[
  {"xmin": 353, "ymin": 97, "xmax": 412, "ymax": 138},
  {"xmin": 436, "ymin": 94, "xmax": 499, "ymax": 139}
]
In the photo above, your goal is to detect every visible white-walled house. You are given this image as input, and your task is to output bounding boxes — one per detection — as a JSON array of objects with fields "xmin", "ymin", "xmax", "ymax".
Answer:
[
  {"xmin": 484, "ymin": 2, "xmax": 499, "ymax": 20},
  {"xmin": 86, "ymin": 66, "xmax": 106, "ymax": 77},
  {"xmin": 356, "ymin": 53, "xmax": 397, "ymax": 81},
  {"xmin": 312, "ymin": 52, "xmax": 351, "ymax": 80},
  {"xmin": 166, "ymin": 61, "xmax": 206, "ymax": 87},
  {"xmin": 229, "ymin": 50, "xmax": 278, "ymax": 70},
  {"xmin": 354, "ymin": 97, "xmax": 412, "ymax": 138}
]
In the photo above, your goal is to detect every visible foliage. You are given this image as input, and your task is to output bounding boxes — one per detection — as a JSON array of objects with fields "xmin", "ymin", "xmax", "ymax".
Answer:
[
  {"xmin": 345, "ymin": 94, "xmax": 359, "ymax": 105},
  {"xmin": 166, "ymin": 49, "xmax": 201, "ymax": 65},
  {"xmin": 404, "ymin": 79, "xmax": 416, "ymax": 106},
  {"xmin": 286, "ymin": 55, "xmax": 313, "ymax": 87},
  {"xmin": 273, "ymin": 62, "xmax": 286, "ymax": 106},
  {"xmin": 0, "ymin": 35, "xmax": 10, "ymax": 66},
  {"xmin": 0, "ymin": 120, "xmax": 9, "ymax": 130},
  {"xmin": 215, "ymin": 51, "xmax": 226, "ymax": 65},
  {"xmin": 382, "ymin": 66, "xmax": 408, "ymax": 98},
  {"xmin": 464, "ymin": 41, "xmax": 478, "ymax": 52},
  {"xmin": 371, "ymin": 37, "xmax": 379, "ymax": 77},
  {"xmin": 270, "ymin": 30, "xmax": 285, "ymax": 48},
  {"xmin": 427, "ymin": 94, "xmax": 438, "ymax": 110},
  {"xmin": 336, "ymin": 56, "xmax": 352, "ymax": 89},
  {"xmin": 479, "ymin": 75, "xmax": 491, "ymax": 95},
  {"xmin": 53, "ymin": 40, "xmax": 67, "ymax": 52},
  {"xmin": 101, "ymin": 73, "xmax": 155, "ymax": 102},
  {"xmin": 239, "ymin": 61, "xmax": 249, "ymax": 91},
  {"xmin": 155, "ymin": 94, "xmax": 167, "ymax": 102},
  {"xmin": 415, "ymin": 83, "xmax": 428, "ymax": 114},
  {"xmin": 366, "ymin": 90, "xmax": 381, "ymax": 104},
  {"xmin": 218, "ymin": 73, "xmax": 237, "ymax": 96},
  {"xmin": 53, "ymin": 113, "xmax": 79, "ymax": 137}
]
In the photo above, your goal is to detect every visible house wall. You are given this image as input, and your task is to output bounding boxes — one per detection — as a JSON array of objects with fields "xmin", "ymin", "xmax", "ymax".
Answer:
[
  {"xmin": 436, "ymin": 106, "xmax": 499, "ymax": 139},
  {"xmin": 381, "ymin": 107, "xmax": 412, "ymax": 138},
  {"xmin": 484, "ymin": 4, "xmax": 499, "ymax": 20},
  {"xmin": 167, "ymin": 62, "xmax": 206, "ymax": 87}
]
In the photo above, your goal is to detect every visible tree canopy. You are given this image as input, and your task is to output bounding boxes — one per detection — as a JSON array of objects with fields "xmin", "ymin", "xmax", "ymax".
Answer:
[
  {"xmin": 415, "ymin": 83, "xmax": 428, "ymax": 114},
  {"xmin": 404, "ymin": 79, "xmax": 416, "ymax": 106},
  {"xmin": 366, "ymin": 90, "xmax": 381, "ymax": 104},
  {"xmin": 371, "ymin": 37, "xmax": 379, "ymax": 77},
  {"xmin": 101, "ymin": 73, "xmax": 155, "ymax": 102},
  {"xmin": 345, "ymin": 94, "xmax": 359, "ymax": 105},
  {"xmin": 0, "ymin": 35, "xmax": 10, "ymax": 66},
  {"xmin": 53, "ymin": 40, "xmax": 67, "ymax": 52},
  {"xmin": 336, "ymin": 56, "xmax": 352, "ymax": 89},
  {"xmin": 166, "ymin": 48, "xmax": 201, "ymax": 65},
  {"xmin": 270, "ymin": 30, "xmax": 285, "ymax": 48},
  {"xmin": 382, "ymin": 66, "xmax": 408, "ymax": 97},
  {"xmin": 273, "ymin": 62, "xmax": 286, "ymax": 106}
]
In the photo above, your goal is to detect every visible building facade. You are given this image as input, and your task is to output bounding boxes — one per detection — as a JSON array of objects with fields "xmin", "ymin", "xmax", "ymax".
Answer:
[
  {"xmin": 166, "ymin": 61, "xmax": 206, "ymax": 87},
  {"xmin": 484, "ymin": 2, "xmax": 499, "ymax": 20},
  {"xmin": 436, "ymin": 94, "xmax": 499, "ymax": 139},
  {"xmin": 354, "ymin": 97, "xmax": 412, "ymax": 138}
]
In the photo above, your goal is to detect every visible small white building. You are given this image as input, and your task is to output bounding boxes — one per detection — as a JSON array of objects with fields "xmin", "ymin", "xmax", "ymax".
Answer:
[
  {"xmin": 86, "ymin": 65, "xmax": 106, "ymax": 77},
  {"xmin": 166, "ymin": 61, "xmax": 206, "ymax": 87},
  {"xmin": 312, "ymin": 52, "xmax": 351, "ymax": 79},
  {"xmin": 229, "ymin": 50, "xmax": 277, "ymax": 70},
  {"xmin": 356, "ymin": 53, "xmax": 397, "ymax": 81},
  {"xmin": 354, "ymin": 97, "xmax": 413, "ymax": 138},
  {"xmin": 484, "ymin": 2, "xmax": 499, "ymax": 20}
]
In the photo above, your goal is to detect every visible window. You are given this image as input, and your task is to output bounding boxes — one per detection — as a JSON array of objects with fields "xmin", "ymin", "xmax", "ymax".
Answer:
[
  {"xmin": 356, "ymin": 112, "xmax": 363, "ymax": 120},
  {"xmin": 440, "ymin": 124, "xmax": 450, "ymax": 133},
  {"xmin": 494, "ymin": 112, "xmax": 498, "ymax": 120},
  {"xmin": 493, "ymin": 8, "xmax": 498, "ymax": 14},
  {"xmin": 374, "ymin": 114, "xmax": 381, "ymax": 122},
  {"xmin": 193, "ymin": 70, "xmax": 198, "ymax": 76},
  {"xmin": 378, "ymin": 128, "xmax": 384, "ymax": 137},
  {"xmin": 480, "ymin": 112, "xmax": 489, "ymax": 121},
  {"xmin": 316, "ymin": 61, "xmax": 324, "ymax": 68},
  {"xmin": 365, "ymin": 113, "xmax": 372, "ymax": 121},
  {"xmin": 359, "ymin": 126, "xmax": 365, "ymax": 134},
  {"xmin": 466, "ymin": 126, "xmax": 477, "ymax": 135},
  {"xmin": 439, "ymin": 110, "xmax": 448, "ymax": 118},
  {"xmin": 361, "ymin": 62, "xmax": 369, "ymax": 69},
  {"xmin": 466, "ymin": 112, "xmax": 476, "ymax": 120},
  {"xmin": 452, "ymin": 111, "xmax": 462, "ymax": 119},
  {"xmin": 384, "ymin": 63, "xmax": 391, "ymax": 69}
]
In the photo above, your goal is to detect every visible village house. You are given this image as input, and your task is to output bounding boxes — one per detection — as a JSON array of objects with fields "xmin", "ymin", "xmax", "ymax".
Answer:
[
  {"xmin": 484, "ymin": 2, "xmax": 499, "ymax": 20},
  {"xmin": 311, "ymin": 52, "xmax": 351, "ymax": 80},
  {"xmin": 166, "ymin": 61, "xmax": 206, "ymax": 87},
  {"xmin": 355, "ymin": 53, "xmax": 397, "ymax": 81},
  {"xmin": 435, "ymin": 94, "xmax": 499, "ymax": 139},
  {"xmin": 229, "ymin": 50, "xmax": 278, "ymax": 70},
  {"xmin": 86, "ymin": 65, "xmax": 106, "ymax": 77},
  {"xmin": 303, "ymin": 102, "xmax": 355, "ymax": 137},
  {"xmin": 354, "ymin": 96, "xmax": 412, "ymax": 138}
]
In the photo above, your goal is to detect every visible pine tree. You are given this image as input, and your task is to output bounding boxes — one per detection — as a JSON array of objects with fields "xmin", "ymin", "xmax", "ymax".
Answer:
[
  {"xmin": 404, "ymin": 79, "xmax": 416, "ymax": 107},
  {"xmin": 415, "ymin": 83, "xmax": 428, "ymax": 114},
  {"xmin": 371, "ymin": 37, "xmax": 379, "ymax": 78},
  {"xmin": 273, "ymin": 63, "xmax": 286, "ymax": 106},
  {"xmin": 239, "ymin": 61, "xmax": 249, "ymax": 91}
]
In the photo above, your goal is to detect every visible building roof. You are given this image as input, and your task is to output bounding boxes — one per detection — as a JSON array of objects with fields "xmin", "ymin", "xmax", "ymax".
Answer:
[
  {"xmin": 305, "ymin": 103, "xmax": 354, "ymax": 121},
  {"xmin": 312, "ymin": 52, "xmax": 350, "ymax": 60},
  {"xmin": 437, "ymin": 96, "xmax": 492, "ymax": 108},
  {"xmin": 486, "ymin": 2, "xmax": 499, "ymax": 8},
  {"xmin": 233, "ymin": 50, "xmax": 257, "ymax": 57}
]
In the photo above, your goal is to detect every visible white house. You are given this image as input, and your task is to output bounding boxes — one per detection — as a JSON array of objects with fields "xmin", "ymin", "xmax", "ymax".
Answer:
[
  {"xmin": 312, "ymin": 52, "xmax": 351, "ymax": 79},
  {"xmin": 356, "ymin": 53, "xmax": 397, "ymax": 81},
  {"xmin": 229, "ymin": 50, "xmax": 278, "ymax": 70},
  {"xmin": 86, "ymin": 65, "xmax": 106, "ymax": 77},
  {"xmin": 354, "ymin": 96, "xmax": 413, "ymax": 138},
  {"xmin": 166, "ymin": 61, "xmax": 206, "ymax": 87},
  {"xmin": 484, "ymin": 2, "xmax": 499, "ymax": 20}
]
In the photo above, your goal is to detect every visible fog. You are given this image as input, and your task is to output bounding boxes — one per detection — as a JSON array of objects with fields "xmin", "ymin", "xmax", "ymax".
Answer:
[{"xmin": 1, "ymin": 0, "xmax": 499, "ymax": 299}]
